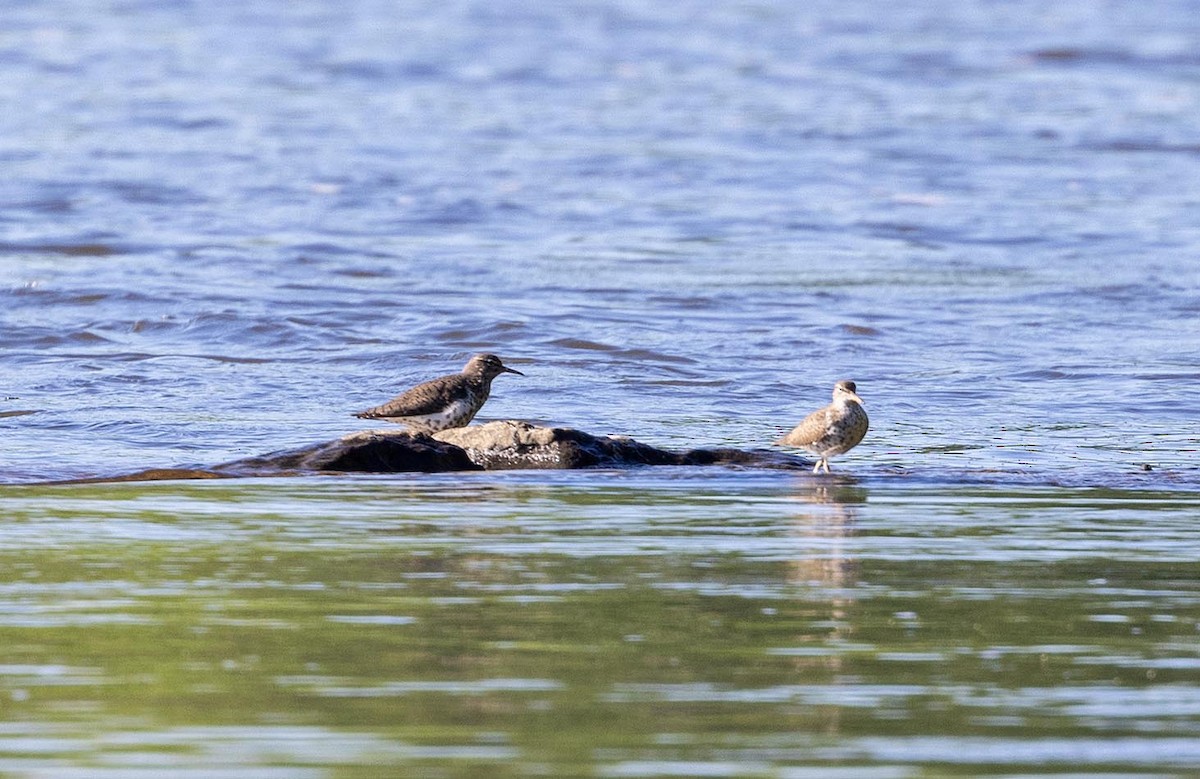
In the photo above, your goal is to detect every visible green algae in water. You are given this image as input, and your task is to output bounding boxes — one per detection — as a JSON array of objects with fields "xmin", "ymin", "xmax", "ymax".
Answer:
[{"xmin": 0, "ymin": 477, "xmax": 1197, "ymax": 775}]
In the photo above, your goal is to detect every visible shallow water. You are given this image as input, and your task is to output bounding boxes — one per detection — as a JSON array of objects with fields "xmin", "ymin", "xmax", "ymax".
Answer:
[
  {"xmin": 1, "ymin": 474, "xmax": 1199, "ymax": 776},
  {"xmin": 3, "ymin": 0, "xmax": 1200, "ymax": 774}
]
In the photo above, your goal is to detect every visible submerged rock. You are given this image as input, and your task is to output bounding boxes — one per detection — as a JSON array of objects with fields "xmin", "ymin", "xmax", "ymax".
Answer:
[{"xmin": 52, "ymin": 467, "xmax": 231, "ymax": 484}]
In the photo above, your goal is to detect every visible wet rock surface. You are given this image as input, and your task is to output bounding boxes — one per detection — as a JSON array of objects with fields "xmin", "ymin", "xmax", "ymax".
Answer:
[
  {"xmin": 220, "ymin": 430, "xmax": 480, "ymax": 476},
  {"xmin": 434, "ymin": 421, "xmax": 679, "ymax": 469},
  {"xmin": 63, "ymin": 421, "xmax": 809, "ymax": 483},
  {"xmin": 220, "ymin": 421, "xmax": 808, "ymax": 476},
  {"xmin": 218, "ymin": 421, "xmax": 808, "ymax": 475}
]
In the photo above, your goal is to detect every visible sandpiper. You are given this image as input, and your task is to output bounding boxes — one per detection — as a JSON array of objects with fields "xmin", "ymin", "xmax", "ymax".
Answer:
[
  {"xmin": 354, "ymin": 353, "xmax": 524, "ymax": 433},
  {"xmin": 776, "ymin": 380, "xmax": 869, "ymax": 473}
]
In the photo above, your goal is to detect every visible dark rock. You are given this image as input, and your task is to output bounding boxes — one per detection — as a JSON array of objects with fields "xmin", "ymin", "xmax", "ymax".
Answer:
[
  {"xmin": 677, "ymin": 446, "xmax": 807, "ymax": 469},
  {"xmin": 63, "ymin": 421, "xmax": 809, "ymax": 483},
  {"xmin": 434, "ymin": 421, "xmax": 809, "ymax": 471},
  {"xmin": 218, "ymin": 430, "xmax": 481, "ymax": 476},
  {"xmin": 219, "ymin": 421, "xmax": 811, "ymax": 475}
]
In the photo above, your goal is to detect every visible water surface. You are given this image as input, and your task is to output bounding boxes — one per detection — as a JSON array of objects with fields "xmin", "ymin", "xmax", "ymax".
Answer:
[
  {"xmin": 2, "ymin": 474, "xmax": 1199, "ymax": 776},
  {"xmin": 2, "ymin": 0, "xmax": 1200, "ymax": 774}
]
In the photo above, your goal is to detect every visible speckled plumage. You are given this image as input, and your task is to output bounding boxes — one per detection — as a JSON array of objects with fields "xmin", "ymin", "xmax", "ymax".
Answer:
[
  {"xmin": 776, "ymin": 380, "xmax": 869, "ymax": 473},
  {"xmin": 354, "ymin": 353, "xmax": 523, "ymax": 433}
]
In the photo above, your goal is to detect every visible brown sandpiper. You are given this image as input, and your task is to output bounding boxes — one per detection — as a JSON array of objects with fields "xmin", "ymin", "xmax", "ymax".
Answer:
[
  {"xmin": 354, "ymin": 353, "xmax": 524, "ymax": 433},
  {"xmin": 776, "ymin": 380, "xmax": 869, "ymax": 473}
]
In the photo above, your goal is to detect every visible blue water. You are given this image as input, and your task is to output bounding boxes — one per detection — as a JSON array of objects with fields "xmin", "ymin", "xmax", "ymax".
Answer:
[
  {"xmin": 2, "ymin": 1, "xmax": 1200, "ymax": 774},
  {"xmin": 2, "ymin": 0, "xmax": 1198, "ymax": 484}
]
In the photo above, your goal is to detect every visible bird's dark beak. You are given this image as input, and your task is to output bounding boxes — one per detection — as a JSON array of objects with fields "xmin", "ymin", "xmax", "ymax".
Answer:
[{"xmin": 502, "ymin": 366, "xmax": 524, "ymax": 376}]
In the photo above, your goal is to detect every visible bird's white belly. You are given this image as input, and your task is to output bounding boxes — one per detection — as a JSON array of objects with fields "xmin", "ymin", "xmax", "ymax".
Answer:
[{"xmin": 396, "ymin": 398, "xmax": 476, "ymax": 431}]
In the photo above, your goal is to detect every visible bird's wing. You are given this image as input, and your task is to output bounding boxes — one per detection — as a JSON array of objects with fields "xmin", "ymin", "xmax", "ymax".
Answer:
[
  {"xmin": 776, "ymin": 407, "xmax": 832, "ymax": 447},
  {"xmin": 355, "ymin": 374, "xmax": 461, "ymax": 419}
]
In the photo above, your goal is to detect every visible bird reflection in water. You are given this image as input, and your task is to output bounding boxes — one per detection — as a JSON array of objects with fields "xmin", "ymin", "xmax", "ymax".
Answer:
[
  {"xmin": 787, "ymin": 481, "xmax": 865, "ymax": 592},
  {"xmin": 783, "ymin": 480, "xmax": 868, "ymax": 735}
]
